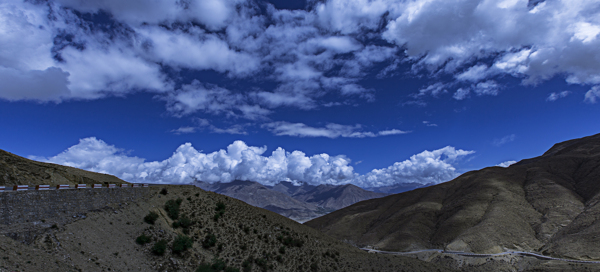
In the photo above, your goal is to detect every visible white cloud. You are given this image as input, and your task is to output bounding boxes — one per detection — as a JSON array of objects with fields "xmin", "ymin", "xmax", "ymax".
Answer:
[
  {"xmin": 453, "ymin": 88, "xmax": 470, "ymax": 100},
  {"xmin": 546, "ymin": 90, "xmax": 571, "ymax": 101},
  {"xmin": 263, "ymin": 122, "xmax": 409, "ymax": 138},
  {"xmin": 171, "ymin": 126, "xmax": 197, "ymax": 135},
  {"xmin": 423, "ymin": 121, "xmax": 438, "ymax": 127},
  {"xmin": 34, "ymin": 137, "xmax": 356, "ymax": 186},
  {"xmin": 418, "ymin": 82, "xmax": 448, "ymax": 97},
  {"xmin": 0, "ymin": 66, "xmax": 70, "ymax": 102},
  {"xmin": 34, "ymin": 137, "xmax": 474, "ymax": 187},
  {"xmin": 55, "ymin": 0, "xmax": 240, "ymax": 30},
  {"xmin": 493, "ymin": 134, "xmax": 517, "ymax": 146},
  {"xmin": 383, "ymin": 0, "xmax": 600, "ymax": 87},
  {"xmin": 165, "ymin": 80, "xmax": 270, "ymax": 120},
  {"xmin": 353, "ymin": 146, "xmax": 475, "ymax": 187},
  {"xmin": 4, "ymin": 0, "xmax": 599, "ymax": 109},
  {"xmin": 171, "ymin": 119, "xmax": 248, "ymax": 135},
  {"xmin": 584, "ymin": 85, "xmax": 600, "ymax": 103},
  {"xmin": 472, "ymin": 80, "xmax": 500, "ymax": 96},
  {"xmin": 496, "ymin": 160, "xmax": 517, "ymax": 167}
]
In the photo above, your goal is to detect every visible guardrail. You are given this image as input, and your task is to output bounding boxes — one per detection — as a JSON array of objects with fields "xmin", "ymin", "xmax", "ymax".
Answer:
[
  {"xmin": 359, "ymin": 248, "xmax": 600, "ymax": 264},
  {"xmin": 0, "ymin": 184, "xmax": 150, "ymax": 192}
]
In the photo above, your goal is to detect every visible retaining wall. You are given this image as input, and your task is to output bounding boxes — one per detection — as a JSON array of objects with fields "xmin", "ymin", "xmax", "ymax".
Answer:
[{"xmin": 0, "ymin": 187, "xmax": 150, "ymax": 226}]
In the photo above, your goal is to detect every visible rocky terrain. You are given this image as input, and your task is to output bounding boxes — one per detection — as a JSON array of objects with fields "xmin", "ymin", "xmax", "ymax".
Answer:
[
  {"xmin": 196, "ymin": 180, "xmax": 385, "ymax": 222},
  {"xmin": 0, "ymin": 184, "xmax": 449, "ymax": 272},
  {"xmin": 306, "ymin": 133, "xmax": 600, "ymax": 269}
]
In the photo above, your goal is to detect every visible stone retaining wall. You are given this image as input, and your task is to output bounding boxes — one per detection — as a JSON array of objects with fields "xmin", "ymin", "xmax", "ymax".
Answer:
[
  {"xmin": 0, "ymin": 187, "xmax": 152, "ymax": 243},
  {"xmin": 0, "ymin": 187, "xmax": 150, "ymax": 226}
]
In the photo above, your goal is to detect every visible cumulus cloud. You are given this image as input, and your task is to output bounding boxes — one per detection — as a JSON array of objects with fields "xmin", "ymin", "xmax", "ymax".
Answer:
[
  {"xmin": 353, "ymin": 146, "xmax": 475, "ymax": 187},
  {"xmin": 34, "ymin": 137, "xmax": 474, "ymax": 187},
  {"xmin": 263, "ymin": 122, "xmax": 409, "ymax": 138},
  {"xmin": 34, "ymin": 137, "xmax": 356, "ymax": 186},
  {"xmin": 546, "ymin": 90, "xmax": 571, "ymax": 101},
  {"xmin": 496, "ymin": 160, "xmax": 517, "ymax": 167}
]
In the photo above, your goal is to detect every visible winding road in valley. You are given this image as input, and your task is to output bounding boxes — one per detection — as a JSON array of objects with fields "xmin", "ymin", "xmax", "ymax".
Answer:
[{"xmin": 359, "ymin": 248, "xmax": 600, "ymax": 264}]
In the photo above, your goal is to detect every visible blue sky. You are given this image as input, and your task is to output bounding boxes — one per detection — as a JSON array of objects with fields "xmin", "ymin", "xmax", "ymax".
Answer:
[{"xmin": 1, "ymin": 0, "xmax": 599, "ymax": 187}]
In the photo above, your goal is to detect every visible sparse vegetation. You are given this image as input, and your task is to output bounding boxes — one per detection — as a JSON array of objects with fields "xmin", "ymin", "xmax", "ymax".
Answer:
[
  {"xmin": 144, "ymin": 211, "xmax": 159, "ymax": 224},
  {"xmin": 214, "ymin": 201, "xmax": 226, "ymax": 221},
  {"xmin": 164, "ymin": 198, "xmax": 183, "ymax": 219},
  {"xmin": 135, "ymin": 234, "xmax": 152, "ymax": 245},
  {"xmin": 151, "ymin": 239, "xmax": 168, "ymax": 255},
  {"xmin": 179, "ymin": 215, "xmax": 192, "ymax": 228},
  {"xmin": 172, "ymin": 235, "xmax": 193, "ymax": 254},
  {"xmin": 202, "ymin": 233, "xmax": 217, "ymax": 248},
  {"xmin": 277, "ymin": 235, "xmax": 304, "ymax": 247}
]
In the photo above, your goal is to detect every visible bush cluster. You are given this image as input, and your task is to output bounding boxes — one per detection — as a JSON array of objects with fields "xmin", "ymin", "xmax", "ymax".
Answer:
[
  {"xmin": 135, "ymin": 234, "xmax": 152, "ymax": 245},
  {"xmin": 202, "ymin": 233, "xmax": 217, "ymax": 248},
  {"xmin": 213, "ymin": 202, "xmax": 226, "ymax": 221},
  {"xmin": 165, "ymin": 198, "xmax": 183, "ymax": 220},
  {"xmin": 152, "ymin": 239, "xmax": 168, "ymax": 255},
  {"xmin": 172, "ymin": 235, "xmax": 193, "ymax": 254},
  {"xmin": 277, "ymin": 235, "xmax": 304, "ymax": 247},
  {"xmin": 196, "ymin": 258, "xmax": 239, "ymax": 272},
  {"xmin": 144, "ymin": 211, "xmax": 159, "ymax": 224}
]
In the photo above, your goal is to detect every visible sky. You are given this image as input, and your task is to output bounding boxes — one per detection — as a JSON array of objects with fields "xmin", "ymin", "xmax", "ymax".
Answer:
[{"xmin": 1, "ymin": 0, "xmax": 599, "ymax": 188}]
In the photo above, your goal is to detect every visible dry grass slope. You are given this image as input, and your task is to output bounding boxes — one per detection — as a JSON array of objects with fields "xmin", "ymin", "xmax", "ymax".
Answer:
[
  {"xmin": 0, "ymin": 149, "xmax": 128, "ymax": 186},
  {"xmin": 306, "ymin": 133, "xmax": 600, "ymax": 265},
  {"xmin": 0, "ymin": 185, "xmax": 451, "ymax": 272}
]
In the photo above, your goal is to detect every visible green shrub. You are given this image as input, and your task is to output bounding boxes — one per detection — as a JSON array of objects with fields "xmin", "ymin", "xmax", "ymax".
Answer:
[
  {"xmin": 172, "ymin": 235, "xmax": 193, "ymax": 254},
  {"xmin": 202, "ymin": 233, "xmax": 217, "ymax": 248},
  {"xmin": 225, "ymin": 267, "xmax": 240, "ymax": 272},
  {"xmin": 144, "ymin": 211, "xmax": 159, "ymax": 224},
  {"xmin": 179, "ymin": 216, "xmax": 192, "ymax": 228},
  {"xmin": 216, "ymin": 202, "xmax": 226, "ymax": 211},
  {"xmin": 152, "ymin": 240, "xmax": 168, "ymax": 255},
  {"xmin": 165, "ymin": 199, "xmax": 182, "ymax": 219},
  {"xmin": 278, "ymin": 246, "xmax": 286, "ymax": 254},
  {"xmin": 211, "ymin": 258, "xmax": 226, "ymax": 271},
  {"xmin": 160, "ymin": 188, "xmax": 168, "ymax": 195},
  {"xmin": 196, "ymin": 263, "xmax": 213, "ymax": 272},
  {"xmin": 281, "ymin": 236, "xmax": 304, "ymax": 247},
  {"xmin": 242, "ymin": 259, "xmax": 253, "ymax": 272},
  {"xmin": 136, "ymin": 234, "xmax": 152, "ymax": 245},
  {"xmin": 255, "ymin": 258, "xmax": 267, "ymax": 268},
  {"xmin": 172, "ymin": 221, "xmax": 180, "ymax": 228}
]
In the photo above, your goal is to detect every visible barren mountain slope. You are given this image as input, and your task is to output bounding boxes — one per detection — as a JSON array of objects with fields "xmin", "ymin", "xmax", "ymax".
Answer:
[
  {"xmin": 292, "ymin": 184, "xmax": 387, "ymax": 210},
  {"xmin": 0, "ymin": 185, "xmax": 450, "ymax": 272},
  {"xmin": 306, "ymin": 133, "xmax": 600, "ymax": 261},
  {"xmin": 0, "ymin": 149, "xmax": 128, "ymax": 186},
  {"xmin": 195, "ymin": 180, "xmax": 324, "ymax": 221}
]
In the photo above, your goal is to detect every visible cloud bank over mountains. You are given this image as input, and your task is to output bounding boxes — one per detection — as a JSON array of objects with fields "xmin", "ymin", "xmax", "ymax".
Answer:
[
  {"xmin": 2, "ymin": 0, "xmax": 599, "ymax": 114},
  {"xmin": 33, "ymin": 137, "xmax": 474, "ymax": 188}
]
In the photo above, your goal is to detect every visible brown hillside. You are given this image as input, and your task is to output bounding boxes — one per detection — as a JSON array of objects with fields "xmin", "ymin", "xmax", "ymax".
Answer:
[
  {"xmin": 0, "ymin": 149, "xmax": 128, "ymax": 186},
  {"xmin": 0, "ymin": 185, "xmax": 451, "ymax": 272},
  {"xmin": 305, "ymin": 133, "xmax": 600, "ymax": 261}
]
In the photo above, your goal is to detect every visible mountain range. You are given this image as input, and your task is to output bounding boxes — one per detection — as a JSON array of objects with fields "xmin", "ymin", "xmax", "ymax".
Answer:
[
  {"xmin": 195, "ymin": 180, "xmax": 386, "ymax": 222},
  {"xmin": 306, "ymin": 133, "xmax": 600, "ymax": 263}
]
